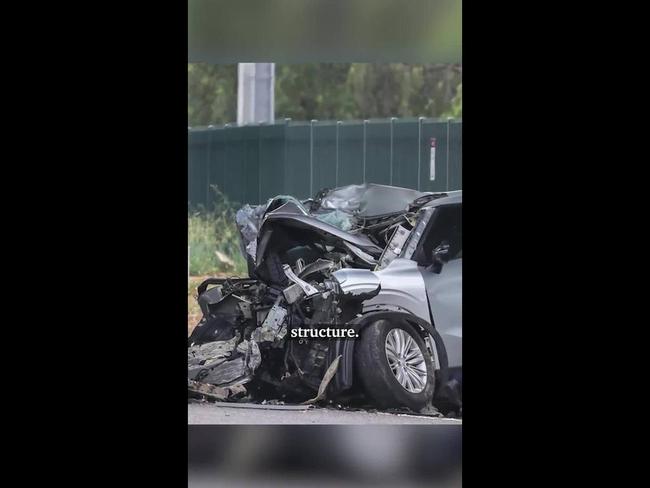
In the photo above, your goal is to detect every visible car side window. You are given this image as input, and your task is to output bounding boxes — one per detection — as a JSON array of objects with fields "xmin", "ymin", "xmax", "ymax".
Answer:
[{"xmin": 415, "ymin": 204, "xmax": 462, "ymax": 266}]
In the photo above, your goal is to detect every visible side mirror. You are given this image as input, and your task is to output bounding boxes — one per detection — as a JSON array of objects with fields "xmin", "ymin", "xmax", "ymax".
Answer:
[{"xmin": 430, "ymin": 242, "xmax": 450, "ymax": 274}]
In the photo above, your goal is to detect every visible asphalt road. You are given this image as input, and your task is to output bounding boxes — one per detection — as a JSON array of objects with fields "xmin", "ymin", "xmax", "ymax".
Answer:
[{"xmin": 188, "ymin": 402, "xmax": 462, "ymax": 424}]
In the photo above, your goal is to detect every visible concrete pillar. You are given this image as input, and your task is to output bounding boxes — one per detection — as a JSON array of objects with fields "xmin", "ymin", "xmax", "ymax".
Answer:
[{"xmin": 237, "ymin": 63, "xmax": 275, "ymax": 125}]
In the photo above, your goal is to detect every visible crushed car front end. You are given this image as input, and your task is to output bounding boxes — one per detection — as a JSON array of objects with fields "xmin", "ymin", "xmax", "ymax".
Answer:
[{"xmin": 188, "ymin": 183, "xmax": 460, "ymax": 413}]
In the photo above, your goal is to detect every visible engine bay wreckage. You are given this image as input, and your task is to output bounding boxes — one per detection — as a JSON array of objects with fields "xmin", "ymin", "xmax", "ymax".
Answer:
[{"xmin": 188, "ymin": 183, "xmax": 462, "ymax": 413}]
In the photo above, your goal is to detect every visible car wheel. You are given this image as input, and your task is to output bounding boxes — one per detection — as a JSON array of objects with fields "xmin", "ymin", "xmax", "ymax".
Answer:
[{"xmin": 355, "ymin": 319, "xmax": 435, "ymax": 411}]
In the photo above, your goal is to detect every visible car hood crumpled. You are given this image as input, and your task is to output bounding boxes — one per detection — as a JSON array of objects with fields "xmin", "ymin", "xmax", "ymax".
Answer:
[{"xmin": 235, "ymin": 183, "xmax": 432, "ymax": 262}]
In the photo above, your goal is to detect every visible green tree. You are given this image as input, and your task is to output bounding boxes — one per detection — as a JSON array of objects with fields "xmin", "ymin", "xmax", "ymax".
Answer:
[
  {"xmin": 275, "ymin": 63, "xmax": 356, "ymax": 120},
  {"xmin": 188, "ymin": 64, "xmax": 237, "ymax": 126},
  {"xmin": 443, "ymin": 82, "xmax": 462, "ymax": 118},
  {"xmin": 188, "ymin": 63, "xmax": 462, "ymax": 127}
]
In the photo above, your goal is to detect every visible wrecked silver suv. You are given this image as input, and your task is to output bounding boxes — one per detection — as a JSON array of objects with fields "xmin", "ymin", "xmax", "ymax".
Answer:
[{"xmin": 188, "ymin": 183, "xmax": 462, "ymax": 413}]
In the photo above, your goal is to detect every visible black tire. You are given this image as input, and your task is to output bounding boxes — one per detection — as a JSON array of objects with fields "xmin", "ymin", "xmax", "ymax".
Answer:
[{"xmin": 355, "ymin": 319, "xmax": 435, "ymax": 411}]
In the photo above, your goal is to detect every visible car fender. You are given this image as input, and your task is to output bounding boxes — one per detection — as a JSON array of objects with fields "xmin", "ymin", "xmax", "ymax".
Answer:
[{"xmin": 327, "ymin": 310, "xmax": 449, "ymax": 397}]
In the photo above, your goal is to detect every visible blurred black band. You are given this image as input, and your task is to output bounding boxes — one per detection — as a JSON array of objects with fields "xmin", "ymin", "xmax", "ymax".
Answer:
[{"xmin": 189, "ymin": 0, "xmax": 462, "ymax": 63}]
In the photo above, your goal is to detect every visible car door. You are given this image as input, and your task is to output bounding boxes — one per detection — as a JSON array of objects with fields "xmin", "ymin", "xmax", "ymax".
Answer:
[
  {"xmin": 416, "ymin": 204, "xmax": 462, "ymax": 368},
  {"xmin": 422, "ymin": 256, "xmax": 462, "ymax": 367}
]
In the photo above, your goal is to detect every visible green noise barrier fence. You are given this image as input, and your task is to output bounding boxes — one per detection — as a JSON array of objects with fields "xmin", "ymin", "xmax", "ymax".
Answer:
[{"xmin": 188, "ymin": 118, "xmax": 461, "ymax": 208}]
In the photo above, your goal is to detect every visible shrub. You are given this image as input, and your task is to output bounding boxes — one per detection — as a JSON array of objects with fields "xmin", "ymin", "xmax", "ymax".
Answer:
[{"xmin": 188, "ymin": 187, "xmax": 248, "ymax": 276}]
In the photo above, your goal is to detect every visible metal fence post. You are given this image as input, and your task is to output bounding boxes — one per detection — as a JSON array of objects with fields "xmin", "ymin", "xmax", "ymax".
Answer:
[
  {"xmin": 206, "ymin": 126, "xmax": 213, "ymax": 207},
  {"xmin": 363, "ymin": 119, "xmax": 368, "ymax": 183},
  {"xmin": 390, "ymin": 117, "xmax": 396, "ymax": 185},
  {"xmin": 223, "ymin": 123, "xmax": 231, "ymax": 197},
  {"xmin": 310, "ymin": 119, "xmax": 316, "ymax": 197},
  {"xmin": 284, "ymin": 118, "xmax": 291, "ymax": 195},
  {"xmin": 257, "ymin": 127, "xmax": 262, "ymax": 204},
  {"xmin": 336, "ymin": 121, "xmax": 341, "ymax": 187},
  {"xmin": 188, "ymin": 130, "xmax": 192, "ymax": 208},
  {"xmin": 417, "ymin": 117, "xmax": 424, "ymax": 191},
  {"xmin": 446, "ymin": 117, "xmax": 452, "ymax": 191}
]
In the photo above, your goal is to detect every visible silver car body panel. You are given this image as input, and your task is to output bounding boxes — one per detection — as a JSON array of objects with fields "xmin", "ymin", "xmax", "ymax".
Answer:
[
  {"xmin": 331, "ymin": 268, "xmax": 381, "ymax": 298},
  {"xmin": 333, "ymin": 258, "xmax": 431, "ymax": 325},
  {"xmin": 332, "ymin": 252, "xmax": 462, "ymax": 368},
  {"xmin": 420, "ymin": 190, "xmax": 462, "ymax": 208},
  {"xmin": 421, "ymin": 258, "xmax": 462, "ymax": 368},
  {"xmin": 365, "ymin": 259, "xmax": 431, "ymax": 323}
]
